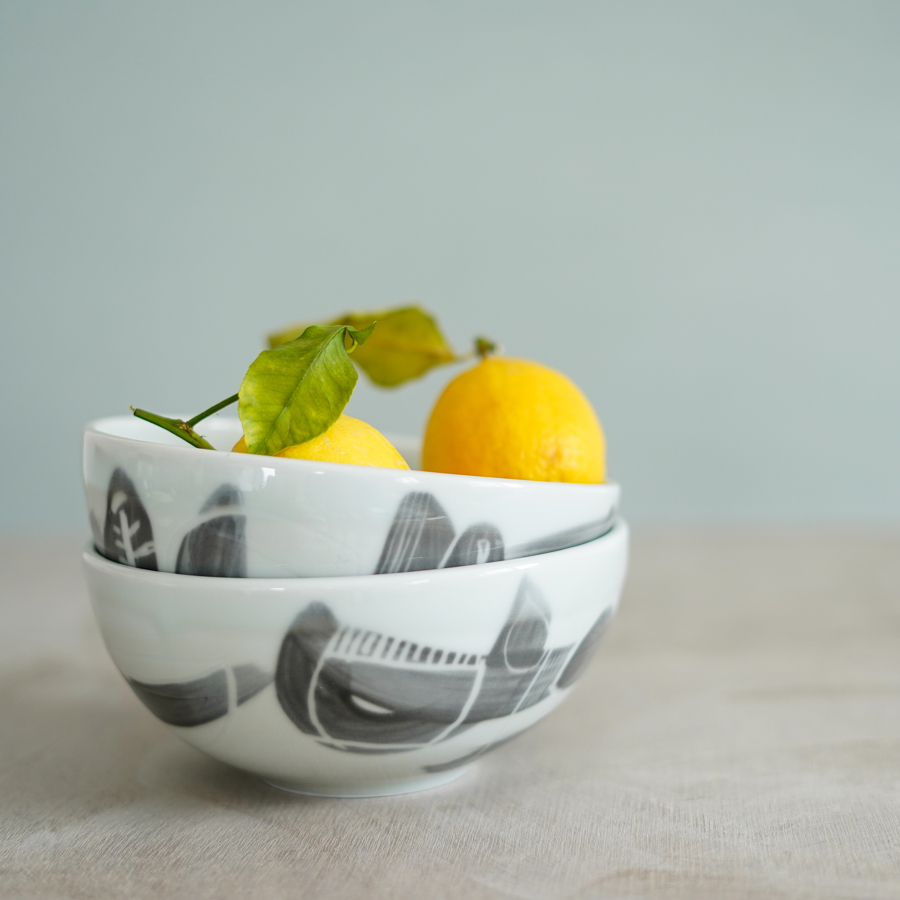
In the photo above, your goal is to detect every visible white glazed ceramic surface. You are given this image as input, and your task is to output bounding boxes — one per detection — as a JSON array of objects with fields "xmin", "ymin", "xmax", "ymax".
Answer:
[
  {"xmin": 84, "ymin": 522, "xmax": 629, "ymax": 796},
  {"xmin": 84, "ymin": 416, "xmax": 620, "ymax": 578}
]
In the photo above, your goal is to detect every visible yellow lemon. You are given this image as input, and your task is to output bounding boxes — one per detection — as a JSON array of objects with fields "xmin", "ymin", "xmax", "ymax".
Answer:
[
  {"xmin": 232, "ymin": 415, "xmax": 409, "ymax": 470},
  {"xmin": 422, "ymin": 357, "xmax": 605, "ymax": 483}
]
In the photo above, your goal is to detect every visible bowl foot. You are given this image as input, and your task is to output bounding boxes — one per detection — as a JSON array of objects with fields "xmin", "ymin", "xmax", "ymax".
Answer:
[{"xmin": 262, "ymin": 766, "xmax": 469, "ymax": 798}]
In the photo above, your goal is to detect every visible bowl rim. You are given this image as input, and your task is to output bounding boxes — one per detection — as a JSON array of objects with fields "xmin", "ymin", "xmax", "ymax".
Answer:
[
  {"xmin": 82, "ymin": 518, "xmax": 628, "ymax": 591},
  {"xmin": 85, "ymin": 415, "xmax": 620, "ymax": 495}
]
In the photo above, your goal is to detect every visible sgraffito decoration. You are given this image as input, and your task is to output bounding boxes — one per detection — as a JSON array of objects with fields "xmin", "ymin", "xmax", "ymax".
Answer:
[
  {"xmin": 98, "ymin": 472, "xmax": 617, "ymax": 770},
  {"xmin": 122, "ymin": 578, "xmax": 614, "ymax": 769},
  {"xmin": 96, "ymin": 470, "xmax": 615, "ymax": 577},
  {"xmin": 100, "ymin": 468, "xmax": 158, "ymax": 570},
  {"xmin": 275, "ymin": 577, "xmax": 571, "ymax": 751},
  {"xmin": 375, "ymin": 492, "xmax": 504, "ymax": 573},
  {"xmin": 175, "ymin": 484, "xmax": 247, "ymax": 578}
]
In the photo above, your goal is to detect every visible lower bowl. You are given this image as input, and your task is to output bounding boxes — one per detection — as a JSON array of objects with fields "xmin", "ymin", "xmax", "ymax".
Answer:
[{"xmin": 83, "ymin": 521, "xmax": 629, "ymax": 797}]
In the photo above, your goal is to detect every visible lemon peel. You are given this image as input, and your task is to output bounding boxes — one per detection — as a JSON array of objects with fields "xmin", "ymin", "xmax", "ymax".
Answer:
[
  {"xmin": 233, "ymin": 415, "xmax": 409, "ymax": 470},
  {"xmin": 421, "ymin": 357, "xmax": 605, "ymax": 484}
]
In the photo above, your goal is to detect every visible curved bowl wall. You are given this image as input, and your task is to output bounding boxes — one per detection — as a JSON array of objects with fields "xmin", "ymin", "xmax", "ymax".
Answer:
[
  {"xmin": 84, "ymin": 416, "xmax": 620, "ymax": 578},
  {"xmin": 83, "ymin": 521, "xmax": 629, "ymax": 796}
]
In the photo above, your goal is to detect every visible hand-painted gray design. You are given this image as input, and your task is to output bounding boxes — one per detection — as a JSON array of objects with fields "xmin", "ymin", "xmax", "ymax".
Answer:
[
  {"xmin": 276, "ymin": 602, "xmax": 480, "ymax": 746},
  {"xmin": 118, "ymin": 580, "xmax": 610, "ymax": 751},
  {"xmin": 101, "ymin": 468, "xmax": 158, "ymax": 570},
  {"xmin": 506, "ymin": 512, "xmax": 617, "ymax": 561},
  {"xmin": 374, "ymin": 490, "xmax": 617, "ymax": 576},
  {"xmin": 375, "ymin": 492, "xmax": 457, "ymax": 573},
  {"xmin": 443, "ymin": 523, "xmax": 504, "ymax": 568},
  {"xmin": 125, "ymin": 664, "xmax": 271, "ymax": 728},
  {"xmin": 175, "ymin": 484, "xmax": 247, "ymax": 578},
  {"xmin": 127, "ymin": 669, "xmax": 228, "ymax": 727},
  {"xmin": 274, "ymin": 577, "xmax": 576, "ymax": 751},
  {"xmin": 555, "ymin": 606, "xmax": 613, "ymax": 690},
  {"xmin": 451, "ymin": 578, "xmax": 571, "ymax": 731},
  {"xmin": 274, "ymin": 603, "xmax": 336, "ymax": 735},
  {"xmin": 233, "ymin": 663, "xmax": 275, "ymax": 704}
]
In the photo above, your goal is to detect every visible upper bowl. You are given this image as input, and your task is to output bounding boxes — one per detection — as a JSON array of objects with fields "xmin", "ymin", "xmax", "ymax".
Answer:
[{"xmin": 84, "ymin": 416, "xmax": 620, "ymax": 578}]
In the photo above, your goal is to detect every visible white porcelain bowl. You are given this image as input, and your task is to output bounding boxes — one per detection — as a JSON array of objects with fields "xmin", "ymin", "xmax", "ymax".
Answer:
[
  {"xmin": 83, "ymin": 521, "xmax": 629, "ymax": 797},
  {"xmin": 84, "ymin": 416, "xmax": 620, "ymax": 578}
]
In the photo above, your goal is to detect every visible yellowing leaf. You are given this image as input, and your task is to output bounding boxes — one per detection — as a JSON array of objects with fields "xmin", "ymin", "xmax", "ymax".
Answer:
[{"xmin": 268, "ymin": 306, "xmax": 457, "ymax": 388}]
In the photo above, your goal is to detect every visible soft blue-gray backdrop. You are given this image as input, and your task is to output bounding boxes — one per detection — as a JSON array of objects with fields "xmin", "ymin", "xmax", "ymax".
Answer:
[{"xmin": 2, "ymin": 1, "xmax": 898, "ymax": 532}]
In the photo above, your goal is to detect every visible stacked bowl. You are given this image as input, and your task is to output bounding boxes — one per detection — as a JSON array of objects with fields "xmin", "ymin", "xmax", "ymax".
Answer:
[{"xmin": 83, "ymin": 415, "xmax": 629, "ymax": 796}]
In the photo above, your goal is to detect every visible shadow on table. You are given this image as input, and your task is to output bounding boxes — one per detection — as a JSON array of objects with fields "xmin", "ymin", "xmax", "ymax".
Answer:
[{"xmin": 135, "ymin": 732, "xmax": 344, "ymax": 808}]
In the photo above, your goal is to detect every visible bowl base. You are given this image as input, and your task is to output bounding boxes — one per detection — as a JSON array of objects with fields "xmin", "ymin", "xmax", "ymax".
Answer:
[{"xmin": 262, "ymin": 766, "xmax": 469, "ymax": 798}]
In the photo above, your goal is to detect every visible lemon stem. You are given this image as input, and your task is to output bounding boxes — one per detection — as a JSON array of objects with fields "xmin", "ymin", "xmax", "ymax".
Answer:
[
  {"xmin": 130, "ymin": 391, "xmax": 240, "ymax": 450},
  {"xmin": 474, "ymin": 336, "xmax": 498, "ymax": 359},
  {"xmin": 131, "ymin": 407, "xmax": 217, "ymax": 450},
  {"xmin": 186, "ymin": 393, "xmax": 239, "ymax": 426}
]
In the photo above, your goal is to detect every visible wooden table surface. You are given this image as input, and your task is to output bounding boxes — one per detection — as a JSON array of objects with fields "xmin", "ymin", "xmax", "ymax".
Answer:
[{"xmin": 2, "ymin": 531, "xmax": 900, "ymax": 899}]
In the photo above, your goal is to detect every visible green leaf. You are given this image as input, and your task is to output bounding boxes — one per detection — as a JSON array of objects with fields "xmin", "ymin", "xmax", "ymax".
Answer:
[
  {"xmin": 238, "ymin": 323, "xmax": 374, "ymax": 455},
  {"xmin": 267, "ymin": 322, "xmax": 310, "ymax": 349},
  {"xmin": 268, "ymin": 306, "xmax": 457, "ymax": 388}
]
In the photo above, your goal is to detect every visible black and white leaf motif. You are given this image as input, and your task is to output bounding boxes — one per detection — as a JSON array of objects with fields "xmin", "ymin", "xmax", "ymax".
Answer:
[
  {"xmin": 127, "ymin": 669, "xmax": 229, "ymax": 727},
  {"xmin": 101, "ymin": 468, "xmax": 158, "ymax": 570},
  {"xmin": 453, "ymin": 578, "xmax": 571, "ymax": 729},
  {"xmin": 374, "ymin": 490, "xmax": 615, "ymax": 575},
  {"xmin": 274, "ymin": 578, "xmax": 574, "ymax": 751},
  {"xmin": 119, "ymin": 579, "xmax": 612, "ymax": 751},
  {"xmin": 175, "ymin": 484, "xmax": 247, "ymax": 578},
  {"xmin": 375, "ymin": 492, "xmax": 457, "ymax": 574},
  {"xmin": 125, "ymin": 663, "xmax": 271, "ymax": 728},
  {"xmin": 276, "ymin": 602, "xmax": 480, "ymax": 746},
  {"xmin": 275, "ymin": 603, "xmax": 339, "ymax": 736},
  {"xmin": 555, "ymin": 606, "xmax": 614, "ymax": 690},
  {"xmin": 443, "ymin": 523, "xmax": 504, "ymax": 568}
]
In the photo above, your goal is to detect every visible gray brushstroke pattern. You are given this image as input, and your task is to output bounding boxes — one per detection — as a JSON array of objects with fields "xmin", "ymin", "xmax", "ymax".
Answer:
[
  {"xmin": 125, "ymin": 664, "xmax": 271, "ymax": 728},
  {"xmin": 175, "ymin": 484, "xmax": 247, "ymax": 578},
  {"xmin": 374, "ymin": 492, "xmax": 456, "ymax": 574}
]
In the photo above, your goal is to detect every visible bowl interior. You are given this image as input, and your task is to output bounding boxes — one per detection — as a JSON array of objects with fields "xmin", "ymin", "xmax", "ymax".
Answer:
[{"xmin": 90, "ymin": 415, "xmax": 423, "ymax": 468}]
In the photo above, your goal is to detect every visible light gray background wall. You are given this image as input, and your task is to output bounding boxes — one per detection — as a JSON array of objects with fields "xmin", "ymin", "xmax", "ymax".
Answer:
[{"xmin": 2, "ymin": 1, "xmax": 898, "ymax": 532}]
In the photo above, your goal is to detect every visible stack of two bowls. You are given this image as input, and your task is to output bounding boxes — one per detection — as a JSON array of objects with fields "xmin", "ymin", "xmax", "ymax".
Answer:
[{"xmin": 83, "ymin": 415, "xmax": 629, "ymax": 797}]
